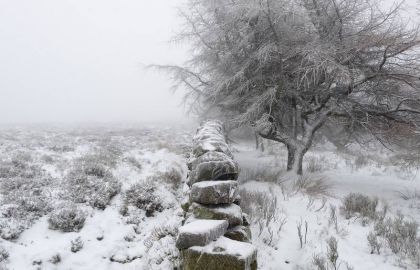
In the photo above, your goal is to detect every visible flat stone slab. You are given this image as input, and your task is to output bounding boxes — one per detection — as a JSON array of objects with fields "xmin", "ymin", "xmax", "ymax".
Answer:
[
  {"xmin": 181, "ymin": 237, "xmax": 257, "ymax": 270},
  {"xmin": 190, "ymin": 180, "xmax": 238, "ymax": 205},
  {"xmin": 192, "ymin": 203, "xmax": 243, "ymax": 227},
  {"xmin": 176, "ymin": 219, "xmax": 229, "ymax": 250},
  {"xmin": 189, "ymin": 151, "xmax": 239, "ymax": 185}
]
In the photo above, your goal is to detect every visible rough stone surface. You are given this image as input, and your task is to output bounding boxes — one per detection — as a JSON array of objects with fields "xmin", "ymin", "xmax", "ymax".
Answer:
[
  {"xmin": 176, "ymin": 219, "xmax": 229, "ymax": 250},
  {"xmin": 189, "ymin": 152, "xmax": 239, "ymax": 185},
  {"xmin": 190, "ymin": 181, "xmax": 238, "ymax": 205},
  {"xmin": 192, "ymin": 138, "xmax": 233, "ymax": 158},
  {"xmin": 224, "ymin": 226, "xmax": 252, "ymax": 243},
  {"xmin": 181, "ymin": 237, "xmax": 257, "ymax": 270},
  {"xmin": 192, "ymin": 203, "xmax": 243, "ymax": 227}
]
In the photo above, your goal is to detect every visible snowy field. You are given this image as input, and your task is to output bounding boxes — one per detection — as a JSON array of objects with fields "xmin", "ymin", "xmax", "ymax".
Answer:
[{"xmin": 0, "ymin": 125, "xmax": 419, "ymax": 270}]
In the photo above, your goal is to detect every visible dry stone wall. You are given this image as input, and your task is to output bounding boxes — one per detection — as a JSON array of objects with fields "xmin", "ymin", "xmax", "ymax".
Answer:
[{"xmin": 176, "ymin": 120, "xmax": 257, "ymax": 270}]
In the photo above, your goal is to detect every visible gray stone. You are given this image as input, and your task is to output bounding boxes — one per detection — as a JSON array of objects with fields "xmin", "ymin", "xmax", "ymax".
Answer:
[
  {"xmin": 192, "ymin": 203, "xmax": 243, "ymax": 227},
  {"xmin": 190, "ymin": 181, "xmax": 238, "ymax": 205},
  {"xmin": 189, "ymin": 151, "xmax": 239, "ymax": 185},
  {"xmin": 176, "ymin": 219, "xmax": 229, "ymax": 250},
  {"xmin": 192, "ymin": 139, "xmax": 233, "ymax": 158},
  {"xmin": 181, "ymin": 237, "xmax": 257, "ymax": 270},
  {"xmin": 224, "ymin": 226, "xmax": 252, "ymax": 242}
]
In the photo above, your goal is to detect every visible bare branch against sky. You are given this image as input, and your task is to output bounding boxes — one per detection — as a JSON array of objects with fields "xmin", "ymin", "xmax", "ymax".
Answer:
[{"xmin": 0, "ymin": 0, "xmax": 188, "ymax": 124}]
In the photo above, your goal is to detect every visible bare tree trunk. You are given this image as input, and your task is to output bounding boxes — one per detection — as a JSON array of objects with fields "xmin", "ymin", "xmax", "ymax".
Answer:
[
  {"xmin": 286, "ymin": 146, "xmax": 305, "ymax": 175},
  {"xmin": 255, "ymin": 132, "xmax": 259, "ymax": 150}
]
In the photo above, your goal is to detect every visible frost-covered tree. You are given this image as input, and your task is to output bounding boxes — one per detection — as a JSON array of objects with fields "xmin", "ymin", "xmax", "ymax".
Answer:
[{"xmin": 160, "ymin": 0, "xmax": 420, "ymax": 174}]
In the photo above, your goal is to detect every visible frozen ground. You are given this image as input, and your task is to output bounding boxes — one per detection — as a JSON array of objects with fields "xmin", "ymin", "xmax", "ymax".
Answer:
[
  {"xmin": 0, "ymin": 125, "xmax": 419, "ymax": 270},
  {"xmin": 235, "ymin": 141, "xmax": 420, "ymax": 270}
]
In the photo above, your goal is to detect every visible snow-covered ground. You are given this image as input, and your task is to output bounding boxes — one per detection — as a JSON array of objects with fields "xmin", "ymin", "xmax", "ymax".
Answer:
[
  {"xmin": 0, "ymin": 126, "xmax": 419, "ymax": 270},
  {"xmin": 235, "ymin": 141, "xmax": 420, "ymax": 270},
  {"xmin": 0, "ymin": 125, "xmax": 192, "ymax": 270}
]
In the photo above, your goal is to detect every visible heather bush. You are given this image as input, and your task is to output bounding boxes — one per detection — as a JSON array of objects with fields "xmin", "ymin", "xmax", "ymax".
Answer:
[
  {"xmin": 70, "ymin": 237, "xmax": 84, "ymax": 253},
  {"xmin": 66, "ymin": 165, "xmax": 120, "ymax": 210},
  {"xmin": 48, "ymin": 204, "xmax": 87, "ymax": 232},
  {"xmin": 373, "ymin": 213, "xmax": 419, "ymax": 256},
  {"xmin": 0, "ymin": 246, "xmax": 9, "ymax": 263},
  {"xmin": 0, "ymin": 176, "xmax": 53, "ymax": 240},
  {"xmin": 148, "ymin": 167, "xmax": 183, "ymax": 190},
  {"xmin": 340, "ymin": 193, "xmax": 379, "ymax": 220},
  {"xmin": 238, "ymin": 167, "xmax": 282, "ymax": 183},
  {"xmin": 123, "ymin": 182, "xmax": 163, "ymax": 217},
  {"xmin": 293, "ymin": 175, "xmax": 331, "ymax": 198}
]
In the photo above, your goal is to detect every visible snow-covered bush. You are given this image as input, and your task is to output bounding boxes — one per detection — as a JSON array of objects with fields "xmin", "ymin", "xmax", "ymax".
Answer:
[
  {"xmin": 123, "ymin": 156, "xmax": 142, "ymax": 171},
  {"xmin": 123, "ymin": 183, "xmax": 163, "ymax": 217},
  {"xmin": 148, "ymin": 167, "xmax": 183, "ymax": 190},
  {"xmin": 66, "ymin": 165, "xmax": 121, "ymax": 210},
  {"xmin": 0, "ymin": 216, "xmax": 27, "ymax": 240},
  {"xmin": 0, "ymin": 246, "xmax": 9, "ymax": 262},
  {"xmin": 49, "ymin": 253, "xmax": 61, "ymax": 264},
  {"xmin": 70, "ymin": 237, "xmax": 84, "ymax": 253},
  {"xmin": 305, "ymin": 156, "xmax": 327, "ymax": 173},
  {"xmin": 340, "ymin": 193, "xmax": 378, "ymax": 220},
  {"xmin": 48, "ymin": 204, "xmax": 87, "ymax": 232},
  {"xmin": 293, "ymin": 175, "xmax": 331, "ymax": 198},
  {"xmin": 239, "ymin": 189, "xmax": 286, "ymax": 246},
  {"xmin": 372, "ymin": 213, "xmax": 419, "ymax": 262},
  {"xmin": 312, "ymin": 237, "xmax": 353, "ymax": 270},
  {"xmin": 0, "ymin": 175, "xmax": 53, "ymax": 240},
  {"xmin": 238, "ymin": 167, "xmax": 282, "ymax": 183},
  {"xmin": 367, "ymin": 232, "xmax": 381, "ymax": 254}
]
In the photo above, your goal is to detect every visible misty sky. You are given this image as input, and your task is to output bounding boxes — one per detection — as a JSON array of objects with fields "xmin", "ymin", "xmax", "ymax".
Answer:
[
  {"xmin": 0, "ymin": 0, "xmax": 187, "ymax": 124},
  {"xmin": 0, "ymin": 0, "xmax": 417, "ymax": 124}
]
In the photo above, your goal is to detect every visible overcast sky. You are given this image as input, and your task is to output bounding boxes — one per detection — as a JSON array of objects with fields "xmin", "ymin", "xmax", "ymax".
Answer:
[
  {"xmin": 0, "ymin": 0, "xmax": 417, "ymax": 125},
  {"xmin": 0, "ymin": 0, "xmax": 188, "ymax": 124}
]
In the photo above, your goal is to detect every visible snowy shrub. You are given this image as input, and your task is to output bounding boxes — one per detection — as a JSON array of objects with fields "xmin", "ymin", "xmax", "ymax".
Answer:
[
  {"xmin": 239, "ymin": 189, "xmax": 286, "ymax": 246},
  {"xmin": 0, "ymin": 246, "xmax": 9, "ymax": 263},
  {"xmin": 66, "ymin": 165, "xmax": 121, "ymax": 210},
  {"xmin": 123, "ymin": 183, "xmax": 163, "ymax": 217},
  {"xmin": 238, "ymin": 167, "xmax": 282, "ymax": 183},
  {"xmin": 372, "ymin": 213, "xmax": 419, "ymax": 258},
  {"xmin": 326, "ymin": 237, "xmax": 339, "ymax": 270},
  {"xmin": 144, "ymin": 225, "xmax": 178, "ymax": 249},
  {"xmin": 49, "ymin": 254, "xmax": 61, "ymax": 264},
  {"xmin": 40, "ymin": 154, "xmax": 54, "ymax": 164},
  {"xmin": 124, "ymin": 156, "xmax": 142, "ymax": 171},
  {"xmin": 70, "ymin": 237, "xmax": 84, "ymax": 253},
  {"xmin": 148, "ymin": 167, "xmax": 183, "ymax": 190},
  {"xmin": 312, "ymin": 237, "xmax": 352, "ymax": 270},
  {"xmin": 353, "ymin": 155, "xmax": 369, "ymax": 170},
  {"xmin": 0, "ymin": 176, "xmax": 53, "ymax": 239},
  {"xmin": 293, "ymin": 175, "xmax": 331, "ymax": 198},
  {"xmin": 312, "ymin": 254, "xmax": 327, "ymax": 270},
  {"xmin": 48, "ymin": 204, "xmax": 87, "ymax": 232},
  {"xmin": 367, "ymin": 232, "xmax": 381, "ymax": 254},
  {"xmin": 0, "ymin": 217, "xmax": 27, "ymax": 240},
  {"xmin": 0, "ymin": 158, "xmax": 42, "ymax": 179},
  {"xmin": 305, "ymin": 156, "xmax": 327, "ymax": 173},
  {"xmin": 340, "ymin": 193, "xmax": 378, "ymax": 220}
]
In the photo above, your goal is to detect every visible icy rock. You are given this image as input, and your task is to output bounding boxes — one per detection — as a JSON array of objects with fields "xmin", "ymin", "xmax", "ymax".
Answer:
[
  {"xmin": 192, "ymin": 203, "xmax": 243, "ymax": 227},
  {"xmin": 192, "ymin": 139, "xmax": 233, "ymax": 158},
  {"xmin": 189, "ymin": 152, "xmax": 239, "ymax": 185},
  {"xmin": 190, "ymin": 180, "xmax": 238, "ymax": 205},
  {"xmin": 181, "ymin": 237, "xmax": 257, "ymax": 270},
  {"xmin": 224, "ymin": 226, "xmax": 252, "ymax": 242},
  {"xmin": 176, "ymin": 219, "xmax": 229, "ymax": 250}
]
